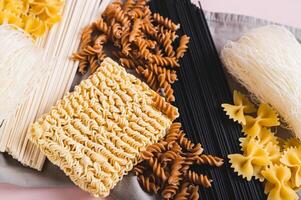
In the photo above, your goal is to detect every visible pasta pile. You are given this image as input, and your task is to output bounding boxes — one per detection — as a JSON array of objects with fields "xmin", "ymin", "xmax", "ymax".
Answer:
[
  {"xmin": 29, "ymin": 58, "xmax": 178, "ymax": 197},
  {"xmin": 72, "ymin": 0, "xmax": 190, "ymax": 103},
  {"xmin": 0, "ymin": 0, "xmax": 64, "ymax": 38},
  {"xmin": 223, "ymin": 90, "xmax": 301, "ymax": 200},
  {"xmin": 133, "ymin": 122, "xmax": 224, "ymax": 200}
]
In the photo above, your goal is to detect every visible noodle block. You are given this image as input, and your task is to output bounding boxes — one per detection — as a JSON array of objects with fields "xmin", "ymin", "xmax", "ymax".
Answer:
[{"xmin": 29, "ymin": 57, "xmax": 178, "ymax": 197}]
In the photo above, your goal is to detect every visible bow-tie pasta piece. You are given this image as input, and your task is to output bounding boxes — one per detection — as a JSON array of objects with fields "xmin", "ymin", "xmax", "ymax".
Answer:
[
  {"xmin": 228, "ymin": 139, "xmax": 270, "ymax": 181},
  {"xmin": 261, "ymin": 164, "xmax": 298, "ymax": 200},
  {"xmin": 0, "ymin": 10, "xmax": 23, "ymax": 27},
  {"xmin": 222, "ymin": 90, "xmax": 256, "ymax": 125},
  {"xmin": 1, "ymin": 0, "xmax": 23, "ymax": 15},
  {"xmin": 22, "ymin": 15, "xmax": 47, "ymax": 38},
  {"xmin": 243, "ymin": 104, "xmax": 280, "ymax": 137},
  {"xmin": 280, "ymin": 147, "xmax": 301, "ymax": 188},
  {"xmin": 239, "ymin": 128, "xmax": 278, "ymax": 150}
]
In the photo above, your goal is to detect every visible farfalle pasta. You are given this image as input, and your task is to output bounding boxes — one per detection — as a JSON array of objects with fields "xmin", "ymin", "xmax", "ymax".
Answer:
[
  {"xmin": 223, "ymin": 90, "xmax": 301, "ymax": 199},
  {"xmin": 261, "ymin": 164, "xmax": 298, "ymax": 200},
  {"xmin": 228, "ymin": 138, "xmax": 270, "ymax": 181},
  {"xmin": 29, "ymin": 58, "xmax": 178, "ymax": 197},
  {"xmin": 280, "ymin": 147, "xmax": 301, "ymax": 188},
  {"xmin": 0, "ymin": 0, "xmax": 64, "ymax": 38},
  {"xmin": 243, "ymin": 104, "xmax": 280, "ymax": 137},
  {"xmin": 222, "ymin": 90, "xmax": 256, "ymax": 125}
]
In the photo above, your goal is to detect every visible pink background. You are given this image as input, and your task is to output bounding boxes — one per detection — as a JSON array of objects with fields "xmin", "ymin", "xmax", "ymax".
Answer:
[{"xmin": 1, "ymin": 0, "xmax": 301, "ymax": 200}]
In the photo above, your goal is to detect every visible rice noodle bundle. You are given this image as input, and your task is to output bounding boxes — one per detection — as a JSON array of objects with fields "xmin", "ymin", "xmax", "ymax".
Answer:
[
  {"xmin": 0, "ymin": 25, "xmax": 44, "ymax": 120},
  {"xmin": 221, "ymin": 25, "xmax": 301, "ymax": 139}
]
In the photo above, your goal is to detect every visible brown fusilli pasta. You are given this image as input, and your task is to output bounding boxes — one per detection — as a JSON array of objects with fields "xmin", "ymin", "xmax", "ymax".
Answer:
[
  {"xmin": 73, "ymin": 0, "xmax": 190, "ymax": 103},
  {"xmin": 176, "ymin": 35, "xmax": 190, "ymax": 59},
  {"xmin": 153, "ymin": 13, "xmax": 180, "ymax": 31},
  {"xmin": 174, "ymin": 182, "xmax": 190, "ymax": 200},
  {"xmin": 134, "ymin": 122, "xmax": 223, "ymax": 200},
  {"xmin": 138, "ymin": 175, "xmax": 160, "ymax": 194},
  {"xmin": 186, "ymin": 170, "xmax": 212, "ymax": 188},
  {"xmin": 196, "ymin": 154, "xmax": 224, "ymax": 167}
]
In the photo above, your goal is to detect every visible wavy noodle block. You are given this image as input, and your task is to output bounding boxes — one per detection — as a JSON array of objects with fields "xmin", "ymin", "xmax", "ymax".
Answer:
[
  {"xmin": 261, "ymin": 164, "xmax": 298, "ymax": 200},
  {"xmin": 242, "ymin": 103, "xmax": 280, "ymax": 137},
  {"xmin": 222, "ymin": 90, "xmax": 256, "ymax": 125},
  {"xmin": 280, "ymin": 147, "xmax": 301, "ymax": 188},
  {"xmin": 228, "ymin": 139, "xmax": 270, "ymax": 181},
  {"xmin": 29, "ymin": 58, "xmax": 177, "ymax": 197}
]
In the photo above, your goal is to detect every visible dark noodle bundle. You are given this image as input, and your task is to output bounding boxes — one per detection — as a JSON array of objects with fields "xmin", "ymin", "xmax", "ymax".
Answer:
[{"xmin": 149, "ymin": 0, "xmax": 265, "ymax": 199}]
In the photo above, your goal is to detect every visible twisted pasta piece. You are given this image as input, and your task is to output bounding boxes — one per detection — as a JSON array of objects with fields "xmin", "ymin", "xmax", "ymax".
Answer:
[
  {"xmin": 148, "ymin": 157, "xmax": 168, "ymax": 182},
  {"xmin": 183, "ymin": 144, "xmax": 203, "ymax": 157},
  {"xmin": 176, "ymin": 35, "xmax": 190, "ymax": 59},
  {"xmin": 161, "ymin": 184, "xmax": 178, "ymax": 199},
  {"xmin": 142, "ymin": 68, "xmax": 158, "ymax": 89},
  {"xmin": 165, "ymin": 122, "xmax": 181, "ymax": 143},
  {"xmin": 188, "ymin": 185, "xmax": 199, "ymax": 200},
  {"xmin": 151, "ymin": 93, "xmax": 179, "ymax": 121},
  {"xmin": 158, "ymin": 75, "xmax": 175, "ymax": 102},
  {"xmin": 120, "ymin": 58, "xmax": 136, "ymax": 69},
  {"xmin": 153, "ymin": 13, "xmax": 180, "ymax": 31},
  {"xmin": 195, "ymin": 154, "xmax": 224, "ymax": 167},
  {"xmin": 122, "ymin": 0, "xmax": 135, "ymax": 12},
  {"xmin": 186, "ymin": 170, "xmax": 212, "ymax": 188},
  {"xmin": 94, "ymin": 17, "xmax": 109, "ymax": 33},
  {"xmin": 150, "ymin": 55, "xmax": 180, "ymax": 67},
  {"xmin": 138, "ymin": 175, "xmax": 160, "ymax": 194},
  {"xmin": 129, "ymin": 18, "xmax": 142, "ymax": 42},
  {"xmin": 174, "ymin": 182, "xmax": 190, "ymax": 200},
  {"xmin": 135, "ymin": 37, "xmax": 153, "ymax": 59},
  {"xmin": 162, "ymin": 32, "xmax": 175, "ymax": 57},
  {"xmin": 133, "ymin": 163, "xmax": 147, "ymax": 176},
  {"xmin": 178, "ymin": 131, "xmax": 195, "ymax": 150},
  {"xmin": 168, "ymin": 157, "xmax": 184, "ymax": 185}
]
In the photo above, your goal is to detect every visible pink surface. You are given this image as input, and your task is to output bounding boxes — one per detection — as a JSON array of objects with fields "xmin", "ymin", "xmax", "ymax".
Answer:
[
  {"xmin": 199, "ymin": 0, "xmax": 301, "ymax": 28},
  {"xmin": 2, "ymin": 1, "xmax": 301, "ymax": 200}
]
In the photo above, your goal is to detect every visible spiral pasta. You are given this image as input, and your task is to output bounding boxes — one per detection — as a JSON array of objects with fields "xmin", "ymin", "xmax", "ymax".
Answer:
[
  {"xmin": 176, "ymin": 35, "xmax": 190, "ymax": 59},
  {"xmin": 73, "ymin": 0, "xmax": 190, "ymax": 103},
  {"xmin": 134, "ymin": 122, "xmax": 223, "ymax": 200},
  {"xmin": 153, "ymin": 13, "xmax": 180, "ymax": 31},
  {"xmin": 29, "ymin": 58, "xmax": 177, "ymax": 197}
]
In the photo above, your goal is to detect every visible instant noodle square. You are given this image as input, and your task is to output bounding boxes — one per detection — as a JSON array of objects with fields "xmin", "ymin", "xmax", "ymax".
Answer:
[{"xmin": 29, "ymin": 57, "xmax": 178, "ymax": 197}]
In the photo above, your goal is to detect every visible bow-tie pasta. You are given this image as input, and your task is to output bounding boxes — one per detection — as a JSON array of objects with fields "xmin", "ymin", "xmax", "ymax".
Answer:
[
  {"xmin": 261, "ymin": 164, "xmax": 298, "ymax": 200},
  {"xmin": 222, "ymin": 90, "xmax": 256, "ymax": 125},
  {"xmin": 243, "ymin": 104, "xmax": 280, "ymax": 137}
]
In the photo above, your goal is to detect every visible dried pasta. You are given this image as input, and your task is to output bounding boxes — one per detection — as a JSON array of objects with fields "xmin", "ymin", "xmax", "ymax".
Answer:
[
  {"xmin": 261, "ymin": 164, "xmax": 298, "ymax": 200},
  {"xmin": 222, "ymin": 90, "xmax": 256, "ymax": 125},
  {"xmin": 73, "ymin": 0, "xmax": 190, "ymax": 103},
  {"xmin": 228, "ymin": 138, "xmax": 270, "ymax": 181},
  {"xmin": 134, "ymin": 122, "xmax": 223, "ymax": 200},
  {"xmin": 29, "ymin": 58, "xmax": 177, "ymax": 197},
  {"xmin": 280, "ymin": 147, "xmax": 301, "ymax": 187},
  {"xmin": 0, "ymin": 0, "xmax": 64, "ymax": 38},
  {"xmin": 243, "ymin": 104, "xmax": 280, "ymax": 137},
  {"xmin": 223, "ymin": 89, "xmax": 301, "ymax": 199}
]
